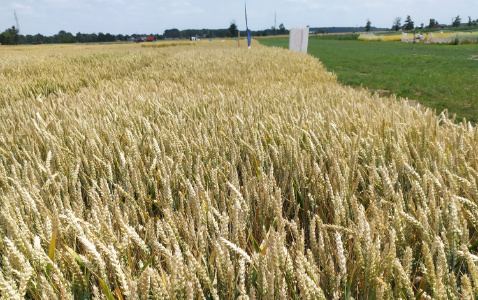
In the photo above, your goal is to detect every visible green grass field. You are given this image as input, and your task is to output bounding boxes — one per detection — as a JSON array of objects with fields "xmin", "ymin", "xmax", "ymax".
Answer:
[{"xmin": 259, "ymin": 37, "xmax": 478, "ymax": 123}]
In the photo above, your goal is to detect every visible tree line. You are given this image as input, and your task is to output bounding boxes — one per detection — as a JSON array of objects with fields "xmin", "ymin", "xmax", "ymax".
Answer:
[
  {"xmin": 364, "ymin": 15, "xmax": 478, "ymax": 32},
  {"xmin": 0, "ymin": 22, "xmax": 289, "ymax": 45},
  {"xmin": 164, "ymin": 23, "xmax": 287, "ymax": 40},
  {"xmin": 0, "ymin": 28, "xmax": 165, "ymax": 45}
]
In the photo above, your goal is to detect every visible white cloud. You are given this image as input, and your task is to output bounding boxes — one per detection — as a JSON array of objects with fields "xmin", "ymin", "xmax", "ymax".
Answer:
[
  {"xmin": 171, "ymin": 0, "xmax": 190, "ymax": 8},
  {"xmin": 44, "ymin": 0, "xmax": 68, "ymax": 4},
  {"xmin": 309, "ymin": 3, "xmax": 324, "ymax": 10},
  {"xmin": 169, "ymin": 1, "xmax": 204, "ymax": 16},
  {"xmin": 171, "ymin": 7, "xmax": 205, "ymax": 16},
  {"xmin": 332, "ymin": 4, "xmax": 353, "ymax": 12},
  {"xmin": 11, "ymin": 2, "xmax": 35, "ymax": 15},
  {"xmin": 98, "ymin": 0, "xmax": 124, "ymax": 3},
  {"xmin": 363, "ymin": 1, "xmax": 385, "ymax": 9},
  {"xmin": 285, "ymin": 0, "xmax": 312, "ymax": 3}
]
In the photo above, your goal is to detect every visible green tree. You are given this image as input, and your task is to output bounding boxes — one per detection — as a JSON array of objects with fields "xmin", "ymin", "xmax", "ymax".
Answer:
[
  {"xmin": 33, "ymin": 33, "xmax": 45, "ymax": 43},
  {"xmin": 452, "ymin": 15, "xmax": 461, "ymax": 27},
  {"xmin": 24, "ymin": 34, "xmax": 34, "ymax": 43},
  {"xmin": 428, "ymin": 18, "xmax": 438, "ymax": 28},
  {"xmin": 97, "ymin": 32, "xmax": 106, "ymax": 42},
  {"xmin": 0, "ymin": 26, "xmax": 19, "ymax": 45},
  {"xmin": 90, "ymin": 33, "xmax": 98, "ymax": 42},
  {"xmin": 404, "ymin": 15, "xmax": 414, "ymax": 30},
  {"xmin": 392, "ymin": 17, "xmax": 401, "ymax": 31},
  {"xmin": 228, "ymin": 22, "xmax": 237, "ymax": 38},
  {"xmin": 12, "ymin": 26, "xmax": 19, "ymax": 44},
  {"xmin": 279, "ymin": 23, "xmax": 286, "ymax": 34},
  {"xmin": 164, "ymin": 28, "xmax": 181, "ymax": 39},
  {"xmin": 105, "ymin": 33, "xmax": 115, "ymax": 42},
  {"xmin": 0, "ymin": 30, "xmax": 13, "ymax": 45},
  {"xmin": 76, "ymin": 32, "xmax": 84, "ymax": 43},
  {"xmin": 55, "ymin": 30, "xmax": 76, "ymax": 43},
  {"xmin": 365, "ymin": 19, "xmax": 371, "ymax": 32},
  {"xmin": 468, "ymin": 16, "xmax": 473, "ymax": 26}
]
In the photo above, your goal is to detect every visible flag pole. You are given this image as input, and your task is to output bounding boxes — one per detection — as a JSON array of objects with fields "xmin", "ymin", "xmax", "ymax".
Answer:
[{"xmin": 245, "ymin": 2, "xmax": 251, "ymax": 49}]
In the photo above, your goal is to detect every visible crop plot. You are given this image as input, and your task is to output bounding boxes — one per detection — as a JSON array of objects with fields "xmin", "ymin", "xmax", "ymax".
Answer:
[{"xmin": 0, "ymin": 41, "xmax": 477, "ymax": 299}]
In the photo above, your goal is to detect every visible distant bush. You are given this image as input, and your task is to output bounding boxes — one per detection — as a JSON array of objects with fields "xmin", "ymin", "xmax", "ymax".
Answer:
[
  {"xmin": 450, "ymin": 37, "xmax": 460, "ymax": 45},
  {"xmin": 452, "ymin": 38, "xmax": 478, "ymax": 45}
]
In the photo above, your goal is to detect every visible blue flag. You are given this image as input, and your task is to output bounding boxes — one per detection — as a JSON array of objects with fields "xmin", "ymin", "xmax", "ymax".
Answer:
[
  {"xmin": 245, "ymin": 2, "xmax": 251, "ymax": 49},
  {"xmin": 247, "ymin": 29, "xmax": 251, "ymax": 49}
]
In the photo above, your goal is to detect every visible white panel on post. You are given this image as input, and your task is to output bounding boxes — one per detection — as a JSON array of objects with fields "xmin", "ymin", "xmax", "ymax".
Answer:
[{"xmin": 289, "ymin": 27, "xmax": 309, "ymax": 54}]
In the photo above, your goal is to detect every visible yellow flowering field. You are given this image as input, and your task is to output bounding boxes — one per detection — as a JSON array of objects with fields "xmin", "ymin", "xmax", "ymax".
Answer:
[{"xmin": 358, "ymin": 34, "xmax": 402, "ymax": 41}]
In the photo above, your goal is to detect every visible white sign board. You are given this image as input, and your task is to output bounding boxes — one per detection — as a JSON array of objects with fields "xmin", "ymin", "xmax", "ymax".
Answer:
[{"xmin": 289, "ymin": 27, "xmax": 309, "ymax": 54}]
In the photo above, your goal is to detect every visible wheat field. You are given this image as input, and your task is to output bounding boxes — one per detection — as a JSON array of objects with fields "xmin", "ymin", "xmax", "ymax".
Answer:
[
  {"xmin": 358, "ymin": 34, "xmax": 402, "ymax": 42},
  {"xmin": 1, "ymin": 40, "xmax": 478, "ymax": 299}
]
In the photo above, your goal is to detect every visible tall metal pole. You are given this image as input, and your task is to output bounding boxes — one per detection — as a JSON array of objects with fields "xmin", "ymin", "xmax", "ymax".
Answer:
[
  {"xmin": 275, "ymin": 12, "xmax": 277, "ymax": 35},
  {"xmin": 14, "ymin": 10, "xmax": 20, "ymax": 32}
]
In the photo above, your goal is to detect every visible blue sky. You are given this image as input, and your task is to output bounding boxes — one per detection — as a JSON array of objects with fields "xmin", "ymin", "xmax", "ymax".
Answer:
[{"xmin": 0, "ymin": 0, "xmax": 476, "ymax": 36}]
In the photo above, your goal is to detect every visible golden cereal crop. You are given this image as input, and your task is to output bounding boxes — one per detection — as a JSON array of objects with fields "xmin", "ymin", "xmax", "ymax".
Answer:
[{"xmin": 0, "ymin": 40, "xmax": 477, "ymax": 299}]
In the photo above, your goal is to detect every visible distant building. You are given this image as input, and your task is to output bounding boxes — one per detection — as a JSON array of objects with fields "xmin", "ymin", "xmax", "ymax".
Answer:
[{"xmin": 146, "ymin": 36, "xmax": 154, "ymax": 42}]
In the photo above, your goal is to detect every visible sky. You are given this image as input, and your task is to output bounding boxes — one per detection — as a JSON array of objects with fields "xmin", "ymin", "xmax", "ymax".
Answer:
[{"xmin": 0, "ymin": 0, "xmax": 476, "ymax": 36}]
